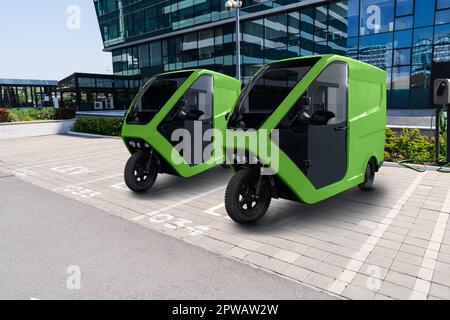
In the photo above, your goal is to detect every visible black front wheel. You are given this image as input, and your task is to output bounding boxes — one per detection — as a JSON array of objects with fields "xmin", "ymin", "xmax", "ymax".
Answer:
[
  {"xmin": 225, "ymin": 169, "xmax": 272, "ymax": 224},
  {"xmin": 124, "ymin": 152, "xmax": 158, "ymax": 193}
]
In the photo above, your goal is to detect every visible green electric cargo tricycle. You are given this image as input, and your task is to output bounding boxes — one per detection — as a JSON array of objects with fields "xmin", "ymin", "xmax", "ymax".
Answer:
[
  {"xmin": 224, "ymin": 55, "xmax": 387, "ymax": 224},
  {"xmin": 122, "ymin": 69, "xmax": 241, "ymax": 192}
]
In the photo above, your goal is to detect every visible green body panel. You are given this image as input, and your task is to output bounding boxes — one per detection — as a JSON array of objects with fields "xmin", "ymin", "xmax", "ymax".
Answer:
[
  {"xmin": 122, "ymin": 69, "xmax": 241, "ymax": 178},
  {"xmin": 225, "ymin": 54, "xmax": 387, "ymax": 204}
]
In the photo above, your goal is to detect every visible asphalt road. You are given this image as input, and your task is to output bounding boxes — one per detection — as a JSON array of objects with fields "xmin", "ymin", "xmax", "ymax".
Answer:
[{"xmin": 0, "ymin": 175, "xmax": 335, "ymax": 300}]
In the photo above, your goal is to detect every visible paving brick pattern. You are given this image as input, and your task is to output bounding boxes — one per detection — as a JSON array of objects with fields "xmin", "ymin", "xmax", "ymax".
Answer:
[{"xmin": 1, "ymin": 135, "xmax": 449, "ymax": 300}]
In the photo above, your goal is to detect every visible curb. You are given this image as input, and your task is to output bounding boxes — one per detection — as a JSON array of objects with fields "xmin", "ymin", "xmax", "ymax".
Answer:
[
  {"xmin": 66, "ymin": 131, "xmax": 122, "ymax": 140},
  {"xmin": 384, "ymin": 161, "xmax": 444, "ymax": 172}
]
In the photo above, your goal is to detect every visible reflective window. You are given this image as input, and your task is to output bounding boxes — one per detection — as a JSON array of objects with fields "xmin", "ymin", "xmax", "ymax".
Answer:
[
  {"xmin": 391, "ymin": 66, "xmax": 411, "ymax": 108},
  {"xmin": 414, "ymin": 0, "xmax": 435, "ymax": 27},
  {"xmin": 396, "ymin": 0, "xmax": 414, "ymax": 17},
  {"xmin": 360, "ymin": 0, "xmax": 395, "ymax": 35},
  {"xmin": 410, "ymin": 65, "xmax": 431, "ymax": 109},
  {"xmin": 394, "ymin": 29, "xmax": 412, "ymax": 48},
  {"xmin": 395, "ymin": 16, "xmax": 413, "ymax": 31},
  {"xmin": 436, "ymin": 9, "xmax": 450, "ymax": 25},
  {"xmin": 413, "ymin": 27, "xmax": 434, "ymax": 46},
  {"xmin": 437, "ymin": 0, "xmax": 450, "ymax": 10},
  {"xmin": 393, "ymin": 48, "xmax": 411, "ymax": 65},
  {"xmin": 435, "ymin": 24, "xmax": 450, "ymax": 44}
]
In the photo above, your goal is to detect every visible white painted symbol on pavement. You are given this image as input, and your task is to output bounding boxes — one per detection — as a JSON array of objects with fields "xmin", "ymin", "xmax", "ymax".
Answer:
[
  {"xmin": 204, "ymin": 203, "xmax": 225, "ymax": 217},
  {"xmin": 51, "ymin": 165, "xmax": 94, "ymax": 176},
  {"xmin": 149, "ymin": 213, "xmax": 210, "ymax": 236},
  {"xmin": 63, "ymin": 186, "xmax": 100, "ymax": 198}
]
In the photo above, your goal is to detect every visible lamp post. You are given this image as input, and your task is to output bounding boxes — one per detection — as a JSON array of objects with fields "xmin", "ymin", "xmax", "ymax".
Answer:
[{"xmin": 225, "ymin": 0, "xmax": 243, "ymax": 82}]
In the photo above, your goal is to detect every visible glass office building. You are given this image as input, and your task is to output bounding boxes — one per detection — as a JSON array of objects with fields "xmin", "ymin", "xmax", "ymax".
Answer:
[
  {"xmin": 0, "ymin": 79, "xmax": 58, "ymax": 108},
  {"xmin": 94, "ymin": 0, "xmax": 450, "ymax": 111}
]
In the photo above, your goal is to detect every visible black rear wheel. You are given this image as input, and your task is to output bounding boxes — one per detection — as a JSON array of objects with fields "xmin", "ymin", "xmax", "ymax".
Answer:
[
  {"xmin": 225, "ymin": 169, "xmax": 271, "ymax": 224},
  {"xmin": 359, "ymin": 160, "xmax": 375, "ymax": 191},
  {"xmin": 124, "ymin": 152, "xmax": 158, "ymax": 193}
]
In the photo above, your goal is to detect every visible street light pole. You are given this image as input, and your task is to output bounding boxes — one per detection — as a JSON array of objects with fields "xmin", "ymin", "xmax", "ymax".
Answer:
[
  {"xmin": 225, "ymin": 0, "xmax": 243, "ymax": 82},
  {"xmin": 235, "ymin": 2, "xmax": 241, "ymax": 82}
]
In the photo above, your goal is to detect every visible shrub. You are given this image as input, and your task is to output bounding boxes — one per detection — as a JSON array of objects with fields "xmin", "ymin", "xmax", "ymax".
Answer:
[
  {"xmin": 0, "ymin": 108, "xmax": 11, "ymax": 123},
  {"xmin": 8, "ymin": 107, "xmax": 56, "ymax": 122},
  {"xmin": 385, "ymin": 128, "xmax": 447, "ymax": 164},
  {"xmin": 73, "ymin": 118, "xmax": 124, "ymax": 136}
]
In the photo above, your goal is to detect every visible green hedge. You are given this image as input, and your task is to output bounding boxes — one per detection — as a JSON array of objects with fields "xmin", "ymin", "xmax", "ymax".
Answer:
[
  {"xmin": 73, "ymin": 118, "xmax": 124, "ymax": 136},
  {"xmin": 385, "ymin": 128, "xmax": 447, "ymax": 164},
  {"xmin": 8, "ymin": 107, "xmax": 56, "ymax": 122}
]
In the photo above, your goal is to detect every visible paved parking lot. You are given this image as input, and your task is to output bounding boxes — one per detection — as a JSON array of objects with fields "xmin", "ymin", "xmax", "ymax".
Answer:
[{"xmin": 1, "ymin": 134, "xmax": 450, "ymax": 300}]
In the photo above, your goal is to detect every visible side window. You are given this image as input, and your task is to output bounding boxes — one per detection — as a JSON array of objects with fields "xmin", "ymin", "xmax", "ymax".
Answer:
[
  {"xmin": 308, "ymin": 62, "xmax": 348, "ymax": 124},
  {"xmin": 179, "ymin": 75, "xmax": 213, "ymax": 121}
]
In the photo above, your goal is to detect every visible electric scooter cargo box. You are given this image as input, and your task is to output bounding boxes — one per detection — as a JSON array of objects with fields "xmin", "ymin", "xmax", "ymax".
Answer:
[
  {"xmin": 122, "ymin": 69, "xmax": 241, "ymax": 192},
  {"xmin": 224, "ymin": 55, "xmax": 387, "ymax": 224}
]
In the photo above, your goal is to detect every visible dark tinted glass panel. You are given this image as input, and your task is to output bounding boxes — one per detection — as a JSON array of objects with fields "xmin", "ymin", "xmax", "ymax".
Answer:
[
  {"xmin": 127, "ymin": 71, "xmax": 193, "ymax": 124},
  {"xmin": 410, "ymin": 65, "xmax": 431, "ymax": 109},
  {"xmin": 438, "ymin": 0, "xmax": 450, "ymax": 10},
  {"xmin": 394, "ymin": 29, "xmax": 412, "ymax": 48},
  {"xmin": 396, "ymin": 0, "xmax": 414, "ymax": 16},
  {"xmin": 413, "ymin": 27, "xmax": 434, "ymax": 46},
  {"xmin": 435, "ymin": 24, "xmax": 450, "ymax": 45},
  {"xmin": 414, "ymin": 0, "xmax": 435, "ymax": 27},
  {"xmin": 436, "ymin": 9, "xmax": 450, "ymax": 25},
  {"xmin": 395, "ymin": 16, "xmax": 413, "ymax": 31},
  {"xmin": 229, "ymin": 58, "xmax": 320, "ymax": 128},
  {"xmin": 391, "ymin": 66, "xmax": 410, "ymax": 108}
]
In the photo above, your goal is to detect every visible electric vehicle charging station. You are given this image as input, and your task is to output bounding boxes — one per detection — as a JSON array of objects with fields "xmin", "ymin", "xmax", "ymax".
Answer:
[
  {"xmin": 433, "ymin": 79, "xmax": 450, "ymax": 166},
  {"xmin": 224, "ymin": 55, "xmax": 387, "ymax": 224},
  {"xmin": 121, "ymin": 69, "xmax": 241, "ymax": 193}
]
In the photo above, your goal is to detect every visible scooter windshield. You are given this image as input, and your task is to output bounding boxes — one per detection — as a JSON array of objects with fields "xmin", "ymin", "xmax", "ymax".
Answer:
[
  {"xmin": 127, "ymin": 71, "xmax": 194, "ymax": 124},
  {"xmin": 229, "ymin": 57, "xmax": 320, "ymax": 129}
]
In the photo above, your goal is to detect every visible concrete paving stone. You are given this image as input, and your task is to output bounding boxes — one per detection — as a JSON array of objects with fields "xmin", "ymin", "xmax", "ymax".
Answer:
[
  {"xmin": 349, "ymin": 273, "xmax": 374, "ymax": 291},
  {"xmin": 342, "ymin": 284, "xmax": 376, "ymax": 300},
  {"xmin": 259, "ymin": 258, "xmax": 290, "ymax": 274},
  {"xmin": 303, "ymin": 272, "xmax": 334, "ymax": 290},
  {"xmin": 324, "ymin": 253, "xmax": 352, "ymax": 269},
  {"xmin": 293, "ymin": 255, "xmax": 322, "ymax": 271},
  {"xmin": 384, "ymin": 270, "xmax": 417, "ymax": 289},
  {"xmin": 377, "ymin": 238, "xmax": 403, "ymax": 251},
  {"xmin": 359, "ymin": 263, "xmax": 389, "ymax": 280},
  {"xmin": 429, "ymin": 283, "xmax": 450, "ymax": 300},
  {"xmin": 370, "ymin": 245, "xmax": 398, "ymax": 259},
  {"xmin": 243, "ymin": 252, "xmax": 271, "ymax": 268},
  {"xmin": 273, "ymin": 250, "xmax": 301, "ymax": 264},
  {"xmin": 395, "ymin": 251, "xmax": 424, "ymax": 266},
  {"xmin": 403, "ymin": 236, "xmax": 430, "ymax": 249},
  {"xmin": 382, "ymin": 231, "xmax": 406, "ymax": 243},
  {"xmin": 267, "ymin": 237, "xmax": 309, "ymax": 255},
  {"xmin": 365, "ymin": 254, "xmax": 394, "ymax": 270},
  {"xmin": 302, "ymin": 247, "xmax": 330, "ymax": 262},
  {"xmin": 226, "ymin": 246, "xmax": 251, "ymax": 260},
  {"xmin": 378, "ymin": 281, "xmax": 413, "ymax": 300},
  {"xmin": 437, "ymin": 251, "xmax": 450, "ymax": 265},
  {"xmin": 387, "ymin": 224, "xmax": 411, "ymax": 235},
  {"xmin": 255, "ymin": 244, "xmax": 283, "ymax": 257},
  {"xmin": 434, "ymin": 261, "xmax": 450, "ymax": 274},
  {"xmin": 283, "ymin": 265, "xmax": 311, "ymax": 282},
  {"xmin": 399, "ymin": 243, "xmax": 426, "ymax": 257},
  {"xmin": 389, "ymin": 260, "xmax": 420, "ymax": 277},
  {"xmin": 315, "ymin": 262, "xmax": 344, "ymax": 279},
  {"xmin": 238, "ymin": 239, "xmax": 264, "ymax": 251}
]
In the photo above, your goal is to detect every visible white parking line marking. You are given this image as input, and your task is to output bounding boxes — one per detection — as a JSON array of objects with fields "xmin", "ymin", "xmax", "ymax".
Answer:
[
  {"xmin": 10, "ymin": 150, "xmax": 124, "ymax": 171},
  {"xmin": 204, "ymin": 203, "xmax": 225, "ymax": 217},
  {"xmin": 410, "ymin": 189, "xmax": 450, "ymax": 300},
  {"xmin": 133, "ymin": 185, "xmax": 226, "ymax": 221},
  {"xmin": 328, "ymin": 172, "xmax": 427, "ymax": 295},
  {"xmin": 52, "ymin": 174, "xmax": 123, "ymax": 191}
]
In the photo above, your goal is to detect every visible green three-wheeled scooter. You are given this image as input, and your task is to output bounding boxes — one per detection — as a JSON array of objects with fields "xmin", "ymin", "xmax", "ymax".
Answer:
[
  {"xmin": 122, "ymin": 69, "xmax": 241, "ymax": 192},
  {"xmin": 224, "ymin": 54, "xmax": 387, "ymax": 224}
]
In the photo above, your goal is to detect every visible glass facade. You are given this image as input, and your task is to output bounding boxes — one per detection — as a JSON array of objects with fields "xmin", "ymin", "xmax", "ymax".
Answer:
[
  {"xmin": 0, "ymin": 79, "xmax": 58, "ymax": 108},
  {"xmin": 58, "ymin": 73, "xmax": 142, "ymax": 111},
  {"xmin": 95, "ymin": 0, "xmax": 450, "ymax": 110}
]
